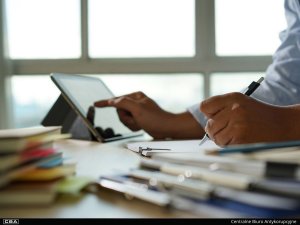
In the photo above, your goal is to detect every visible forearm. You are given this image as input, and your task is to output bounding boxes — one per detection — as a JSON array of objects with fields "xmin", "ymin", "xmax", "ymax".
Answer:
[
  {"xmin": 282, "ymin": 104, "xmax": 300, "ymax": 141},
  {"xmin": 159, "ymin": 111, "xmax": 205, "ymax": 139}
]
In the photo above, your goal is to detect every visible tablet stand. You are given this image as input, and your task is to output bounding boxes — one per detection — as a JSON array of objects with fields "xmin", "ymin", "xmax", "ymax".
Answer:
[
  {"xmin": 41, "ymin": 94, "xmax": 93, "ymax": 141},
  {"xmin": 41, "ymin": 95, "xmax": 122, "ymax": 141}
]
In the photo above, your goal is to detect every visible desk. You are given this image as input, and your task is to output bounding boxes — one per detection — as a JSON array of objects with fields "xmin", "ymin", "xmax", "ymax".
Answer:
[{"xmin": 0, "ymin": 138, "xmax": 237, "ymax": 218}]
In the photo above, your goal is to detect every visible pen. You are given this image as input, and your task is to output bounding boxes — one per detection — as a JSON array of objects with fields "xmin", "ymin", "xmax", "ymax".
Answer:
[
  {"xmin": 205, "ymin": 140, "xmax": 300, "ymax": 155},
  {"xmin": 138, "ymin": 147, "xmax": 171, "ymax": 155},
  {"xmin": 199, "ymin": 77, "xmax": 264, "ymax": 146}
]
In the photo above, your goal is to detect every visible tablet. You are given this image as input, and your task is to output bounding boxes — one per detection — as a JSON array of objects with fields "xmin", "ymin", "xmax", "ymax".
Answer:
[{"xmin": 50, "ymin": 73, "xmax": 143, "ymax": 142}]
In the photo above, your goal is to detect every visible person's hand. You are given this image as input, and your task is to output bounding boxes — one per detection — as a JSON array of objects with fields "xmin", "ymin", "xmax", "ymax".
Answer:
[
  {"xmin": 94, "ymin": 91, "xmax": 169, "ymax": 138},
  {"xmin": 94, "ymin": 91, "xmax": 204, "ymax": 139},
  {"xmin": 200, "ymin": 92, "xmax": 298, "ymax": 146}
]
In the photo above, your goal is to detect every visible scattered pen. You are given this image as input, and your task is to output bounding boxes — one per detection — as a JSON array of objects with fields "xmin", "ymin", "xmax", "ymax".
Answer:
[
  {"xmin": 138, "ymin": 147, "xmax": 171, "ymax": 154},
  {"xmin": 205, "ymin": 140, "xmax": 300, "ymax": 156},
  {"xmin": 199, "ymin": 77, "xmax": 264, "ymax": 146}
]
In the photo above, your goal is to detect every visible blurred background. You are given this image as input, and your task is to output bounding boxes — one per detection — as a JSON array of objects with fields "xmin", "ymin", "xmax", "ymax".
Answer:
[{"xmin": 0, "ymin": 0, "xmax": 286, "ymax": 129}]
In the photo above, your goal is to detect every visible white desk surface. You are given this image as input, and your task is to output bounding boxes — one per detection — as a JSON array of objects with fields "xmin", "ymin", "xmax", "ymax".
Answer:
[{"xmin": 0, "ymin": 138, "xmax": 238, "ymax": 218}]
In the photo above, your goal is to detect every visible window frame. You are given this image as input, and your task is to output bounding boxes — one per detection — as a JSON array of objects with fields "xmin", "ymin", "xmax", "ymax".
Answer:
[{"xmin": 0, "ymin": 0, "xmax": 273, "ymax": 128}]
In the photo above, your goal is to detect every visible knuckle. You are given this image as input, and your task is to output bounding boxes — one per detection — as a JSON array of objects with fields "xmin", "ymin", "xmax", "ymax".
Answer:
[
  {"xmin": 117, "ymin": 97, "xmax": 126, "ymax": 103},
  {"xmin": 130, "ymin": 91, "xmax": 147, "ymax": 100},
  {"xmin": 136, "ymin": 91, "xmax": 145, "ymax": 96},
  {"xmin": 115, "ymin": 97, "xmax": 130, "ymax": 107},
  {"xmin": 231, "ymin": 103, "xmax": 247, "ymax": 118}
]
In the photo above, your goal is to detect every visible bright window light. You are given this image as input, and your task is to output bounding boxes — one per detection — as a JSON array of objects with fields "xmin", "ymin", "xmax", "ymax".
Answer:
[
  {"xmin": 89, "ymin": 0, "xmax": 195, "ymax": 58},
  {"xmin": 6, "ymin": 0, "xmax": 81, "ymax": 59},
  {"xmin": 11, "ymin": 75, "xmax": 60, "ymax": 128},
  {"xmin": 215, "ymin": 0, "xmax": 286, "ymax": 56}
]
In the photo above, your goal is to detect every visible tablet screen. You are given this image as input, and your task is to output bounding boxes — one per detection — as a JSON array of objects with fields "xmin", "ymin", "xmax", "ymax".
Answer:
[{"xmin": 51, "ymin": 73, "xmax": 141, "ymax": 141}]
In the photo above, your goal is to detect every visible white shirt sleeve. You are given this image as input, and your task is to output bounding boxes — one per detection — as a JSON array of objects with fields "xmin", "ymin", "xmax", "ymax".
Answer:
[
  {"xmin": 251, "ymin": 0, "xmax": 300, "ymax": 105},
  {"xmin": 188, "ymin": 0, "xmax": 300, "ymax": 128},
  {"xmin": 187, "ymin": 103, "xmax": 207, "ymax": 128}
]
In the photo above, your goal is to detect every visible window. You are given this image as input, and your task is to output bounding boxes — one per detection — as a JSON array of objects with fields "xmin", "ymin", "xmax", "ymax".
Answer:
[
  {"xmin": 215, "ymin": 0, "xmax": 286, "ymax": 56},
  {"xmin": 6, "ymin": 0, "xmax": 81, "ymax": 59},
  {"xmin": 11, "ymin": 76, "xmax": 60, "ymax": 128},
  {"xmin": 88, "ymin": 0, "xmax": 195, "ymax": 58}
]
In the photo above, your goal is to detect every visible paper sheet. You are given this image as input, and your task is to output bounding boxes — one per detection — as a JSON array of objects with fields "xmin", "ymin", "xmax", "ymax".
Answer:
[{"xmin": 127, "ymin": 139, "xmax": 219, "ymax": 156}]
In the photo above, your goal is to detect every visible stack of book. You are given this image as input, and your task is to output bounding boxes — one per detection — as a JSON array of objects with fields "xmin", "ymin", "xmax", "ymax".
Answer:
[
  {"xmin": 97, "ymin": 140, "xmax": 300, "ymax": 218},
  {"xmin": 0, "ymin": 126, "xmax": 84, "ymax": 206}
]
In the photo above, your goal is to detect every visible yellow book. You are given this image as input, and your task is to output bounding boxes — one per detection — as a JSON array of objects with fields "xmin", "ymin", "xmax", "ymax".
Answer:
[
  {"xmin": 0, "ymin": 152, "xmax": 63, "ymax": 188},
  {"xmin": 15, "ymin": 163, "xmax": 77, "ymax": 181}
]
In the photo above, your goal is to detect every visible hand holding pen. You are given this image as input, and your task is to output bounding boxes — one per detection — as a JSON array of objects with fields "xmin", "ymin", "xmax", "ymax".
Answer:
[{"xmin": 199, "ymin": 77, "xmax": 268, "ymax": 146}]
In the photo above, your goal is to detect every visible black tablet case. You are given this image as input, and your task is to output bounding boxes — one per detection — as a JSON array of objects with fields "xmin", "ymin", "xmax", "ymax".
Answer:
[{"xmin": 41, "ymin": 94, "xmax": 93, "ymax": 141}]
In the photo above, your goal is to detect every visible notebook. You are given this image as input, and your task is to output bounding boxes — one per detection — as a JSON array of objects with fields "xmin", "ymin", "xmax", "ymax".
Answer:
[{"xmin": 0, "ymin": 126, "xmax": 65, "ymax": 153}]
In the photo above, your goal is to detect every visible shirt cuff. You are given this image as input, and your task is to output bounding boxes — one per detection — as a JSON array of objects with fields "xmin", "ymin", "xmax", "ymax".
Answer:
[{"xmin": 187, "ymin": 103, "xmax": 207, "ymax": 129}]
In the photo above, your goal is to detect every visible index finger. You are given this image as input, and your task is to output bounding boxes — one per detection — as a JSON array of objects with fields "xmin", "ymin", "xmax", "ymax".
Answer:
[
  {"xmin": 94, "ymin": 91, "xmax": 145, "ymax": 107},
  {"xmin": 94, "ymin": 96, "xmax": 140, "ymax": 117},
  {"xmin": 94, "ymin": 99, "xmax": 110, "ymax": 107}
]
